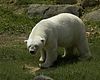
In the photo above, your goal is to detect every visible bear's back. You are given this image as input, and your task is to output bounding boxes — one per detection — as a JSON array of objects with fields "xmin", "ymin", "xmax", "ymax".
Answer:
[
  {"xmin": 45, "ymin": 13, "xmax": 85, "ymax": 47},
  {"xmin": 47, "ymin": 13, "xmax": 83, "ymax": 25}
]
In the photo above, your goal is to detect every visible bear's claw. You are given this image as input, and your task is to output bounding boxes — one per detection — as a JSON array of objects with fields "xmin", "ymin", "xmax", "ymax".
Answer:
[
  {"xmin": 39, "ymin": 58, "xmax": 45, "ymax": 63},
  {"xmin": 39, "ymin": 63, "xmax": 52, "ymax": 68}
]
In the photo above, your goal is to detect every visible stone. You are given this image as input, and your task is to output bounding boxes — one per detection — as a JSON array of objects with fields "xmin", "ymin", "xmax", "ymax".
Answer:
[
  {"xmin": 33, "ymin": 75, "xmax": 54, "ymax": 80},
  {"xmin": 81, "ymin": 0, "xmax": 100, "ymax": 8},
  {"xmin": 83, "ymin": 9, "xmax": 100, "ymax": 21},
  {"xmin": 27, "ymin": 4, "xmax": 83, "ymax": 19}
]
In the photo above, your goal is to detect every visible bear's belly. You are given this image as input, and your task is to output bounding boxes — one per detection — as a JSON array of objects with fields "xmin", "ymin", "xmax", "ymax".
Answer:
[
  {"xmin": 58, "ymin": 39, "xmax": 74, "ymax": 48},
  {"xmin": 57, "ymin": 35, "xmax": 75, "ymax": 47},
  {"xmin": 57, "ymin": 30, "xmax": 79, "ymax": 48}
]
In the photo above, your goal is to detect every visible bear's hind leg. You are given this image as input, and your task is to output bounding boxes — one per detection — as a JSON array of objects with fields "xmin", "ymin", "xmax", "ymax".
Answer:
[
  {"xmin": 62, "ymin": 47, "xmax": 75, "ymax": 58},
  {"xmin": 62, "ymin": 48, "xmax": 66, "ymax": 58},
  {"xmin": 77, "ymin": 38, "xmax": 92, "ymax": 60}
]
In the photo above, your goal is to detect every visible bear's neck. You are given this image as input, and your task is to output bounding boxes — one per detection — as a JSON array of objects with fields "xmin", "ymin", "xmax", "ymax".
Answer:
[
  {"xmin": 28, "ymin": 20, "xmax": 50, "ymax": 41},
  {"xmin": 29, "ymin": 28, "xmax": 47, "ymax": 41}
]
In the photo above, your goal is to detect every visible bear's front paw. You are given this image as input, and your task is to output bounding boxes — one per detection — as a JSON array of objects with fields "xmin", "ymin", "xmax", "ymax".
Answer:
[{"xmin": 39, "ymin": 62, "xmax": 52, "ymax": 68}]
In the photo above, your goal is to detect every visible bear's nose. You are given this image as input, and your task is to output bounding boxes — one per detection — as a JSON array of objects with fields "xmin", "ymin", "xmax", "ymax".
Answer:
[{"xmin": 29, "ymin": 51, "xmax": 36, "ymax": 55}]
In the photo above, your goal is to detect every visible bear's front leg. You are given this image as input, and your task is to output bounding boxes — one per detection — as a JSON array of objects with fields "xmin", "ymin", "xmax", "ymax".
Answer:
[
  {"xmin": 39, "ymin": 49, "xmax": 46, "ymax": 62},
  {"xmin": 39, "ymin": 48, "xmax": 57, "ymax": 68}
]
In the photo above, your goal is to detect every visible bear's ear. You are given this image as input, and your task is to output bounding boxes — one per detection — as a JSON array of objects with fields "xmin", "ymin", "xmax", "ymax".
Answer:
[
  {"xmin": 41, "ymin": 38, "xmax": 46, "ymax": 45},
  {"xmin": 24, "ymin": 40, "xmax": 28, "ymax": 43}
]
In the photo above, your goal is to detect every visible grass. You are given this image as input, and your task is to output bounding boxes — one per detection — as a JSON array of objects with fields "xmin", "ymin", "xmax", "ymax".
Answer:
[
  {"xmin": 0, "ymin": 2, "xmax": 100, "ymax": 80},
  {"xmin": 0, "ymin": 4, "xmax": 42, "ymax": 35},
  {"xmin": 0, "ymin": 35, "xmax": 100, "ymax": 80},
  {"xmin": 0, "ymin": 36, "xmax": 40, "ymax": 80}
]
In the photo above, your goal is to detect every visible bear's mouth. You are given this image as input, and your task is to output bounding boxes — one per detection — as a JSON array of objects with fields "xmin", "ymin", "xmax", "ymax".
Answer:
[{"xmin": 29, "ymin": 50, "xmax": 37, "ymax": 55}]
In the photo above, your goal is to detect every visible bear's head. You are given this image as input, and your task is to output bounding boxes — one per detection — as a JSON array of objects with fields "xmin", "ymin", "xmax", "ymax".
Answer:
[{"xmin": 24, "ymin": 36, "xmax": 45, "ymax": 55}]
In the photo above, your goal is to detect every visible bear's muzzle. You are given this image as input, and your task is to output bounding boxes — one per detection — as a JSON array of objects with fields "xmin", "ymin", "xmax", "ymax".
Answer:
[{"xmin": 29, "ymin": 50, "xmax": 36, "ymax": 55}]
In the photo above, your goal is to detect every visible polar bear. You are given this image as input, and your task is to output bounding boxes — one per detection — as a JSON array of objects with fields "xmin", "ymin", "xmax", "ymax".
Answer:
[{"xmin": 25, "ymin": 13, "xmax": 92, "ymax": 68}]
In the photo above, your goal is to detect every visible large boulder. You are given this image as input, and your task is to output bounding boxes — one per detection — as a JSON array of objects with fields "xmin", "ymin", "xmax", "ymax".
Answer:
[
  {"xmin": 81, "ymin": 0, "xmax": 100, "ymax": 8},
  {"xmin": 83, "ymin": 9, "xmax": 100, "ymax": 21},
  {"xmin": 27, "ymin": 4, "xmax": 83, "ymax": 19}
]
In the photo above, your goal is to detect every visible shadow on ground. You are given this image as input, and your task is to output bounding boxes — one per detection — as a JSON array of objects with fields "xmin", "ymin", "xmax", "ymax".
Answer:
[{"xmin": 53, "ymin": 54, "xmax": 79, "ymax": 67}]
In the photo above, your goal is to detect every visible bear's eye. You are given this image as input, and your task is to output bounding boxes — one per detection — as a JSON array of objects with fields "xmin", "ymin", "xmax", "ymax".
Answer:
[{"xmin": 28, "ymin": 45, "xmax": 32, "ymax": 48}]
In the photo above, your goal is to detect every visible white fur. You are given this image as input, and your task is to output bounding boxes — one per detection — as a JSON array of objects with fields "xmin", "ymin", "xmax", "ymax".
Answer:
[{"xmin": 26, "ymin": 13, "xmax": 91, "ymax": 68}]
